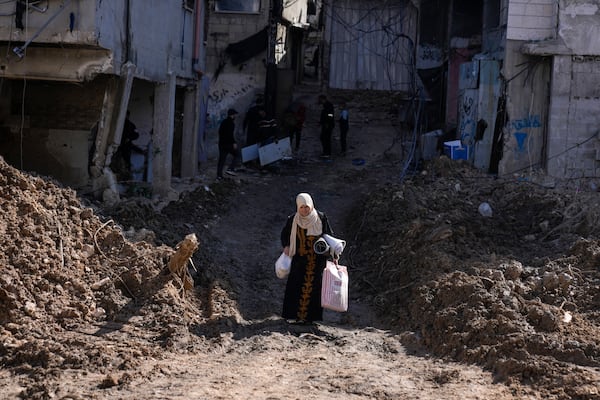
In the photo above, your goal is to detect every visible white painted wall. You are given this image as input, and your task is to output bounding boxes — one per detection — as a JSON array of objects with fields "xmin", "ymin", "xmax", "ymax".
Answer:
[
  {"xmin": 507, "ymin": 0, "xmax": 557, "ymax": 41},
  {"xmin": 558, "ymin": 0, "xmax": 600, "ymax": 55}
]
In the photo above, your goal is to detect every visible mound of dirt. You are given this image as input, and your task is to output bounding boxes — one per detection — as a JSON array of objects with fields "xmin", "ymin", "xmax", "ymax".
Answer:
[
  {"xmin": 347, "ymin": 158, "xmax": 600, "ymax": 399},
  {"xmin": 0, "ymin": 157, "xmax": 219, "ymax": 397}
]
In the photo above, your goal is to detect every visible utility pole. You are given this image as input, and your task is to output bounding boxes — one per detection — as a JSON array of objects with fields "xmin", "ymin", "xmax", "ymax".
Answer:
[{"xmin": 265, "ymin": 0, "xmax": 279, "ymax": 117}]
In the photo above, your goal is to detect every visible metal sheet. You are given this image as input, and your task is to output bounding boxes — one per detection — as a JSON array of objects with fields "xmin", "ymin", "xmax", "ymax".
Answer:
[
  {"xmin": 258, "ymin": 137, "xmax": 292, "ymax": 166},
  {"xmin": 242, "ymin": 143, "xmax": 260, "ymax": 162},
  {"xmin": 473, "ymin": 60, "xmax": 500, "ymax": 171},
  {"xmin": 328, "ymin": 0, "xmax": 417, "ymax": 92}
]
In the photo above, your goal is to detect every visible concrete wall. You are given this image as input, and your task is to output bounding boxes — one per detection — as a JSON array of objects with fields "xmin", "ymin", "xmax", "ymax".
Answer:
[
  {"xmin": 0, "ymin": 78, "xmax": 107, "ymax": 188},
  {"xmin": 515, "ymin": 0, "xmax": 600, "ymax": 179},
  {"xmin": 507, "ymin": 0, "xmax": 557, "ymax": 41},
  {"xmin": 558, "ymin": 0, "xmax": 600, "ymax": 55},
  {"xmin": 124, "ymin": 1, "xmax": 198, "ymax": 81},
  {"xmin": 0, "ymin": 0, "xmax": 205, "ymax": 196},
  {"xmin": 204, "ymin": 0, "xmax": 270, "ymax": 148},
  {"xmin": 498, "ymin": 40, "xmax": 551, "ymax": 177},
  {"xmin": 0, "ymin": 0, "xmax": 99, "ymax": 45},
  {"xmin": 0, "ymin": 1, "xmax": 116, "ymax": 81},
  {"xmin": 0, "ymin": 1, "xmax": 199, "ymax": 82},
  {"xmin": 546, "ymin": 55, "xmax": 600, "ymax": 178}
]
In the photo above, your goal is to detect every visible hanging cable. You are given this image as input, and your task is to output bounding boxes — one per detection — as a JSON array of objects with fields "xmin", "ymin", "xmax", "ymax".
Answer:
[{"xmin": 13, "ymin": 0, "xmax": 71, "ymax": 58}]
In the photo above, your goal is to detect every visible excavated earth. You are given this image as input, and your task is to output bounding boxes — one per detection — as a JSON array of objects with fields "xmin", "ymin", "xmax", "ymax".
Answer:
[{"xmin": 1, "ymin": 110, "xmax": 600, "ymax": 399}]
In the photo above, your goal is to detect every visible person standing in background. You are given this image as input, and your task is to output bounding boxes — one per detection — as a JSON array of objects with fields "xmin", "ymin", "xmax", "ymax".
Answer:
[
  {"xmin": 282, "ymin": 100, "xmax": 306, "ymax": 152},
  {"xmin": 338, "ymin": 102, "xmax": 349, "ymax": 156},
  {"xmin": 113, "ymin": 110, "xmax": 144, "ymax": 180},
  {"xmin": 318, "ymin": 94, "xmax": 334, "ymax": 158},
  {"xmin": 217, "ymin": 108, "xmax": 241, "ymax": 180},
  {"xmin": 292, "ymin": 101, "xmax": 306, "ymax": 152},
  {"xmin": 243, "ymin": 98, "xmax": 265, "ymax": 147}
]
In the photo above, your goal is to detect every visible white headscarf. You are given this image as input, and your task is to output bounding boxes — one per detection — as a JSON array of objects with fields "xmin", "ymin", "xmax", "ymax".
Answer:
[{"xmin": 289, "ymin": 193, "xmax": 322, "ymax": 257}]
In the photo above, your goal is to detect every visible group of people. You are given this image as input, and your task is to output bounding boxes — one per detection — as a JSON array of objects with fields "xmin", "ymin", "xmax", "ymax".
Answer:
[
  {"xmin": 216, "ymin": 98, "xmax": 280, "ymax": 179},
  {"xmin": 318, "ymin": 94, "xmax": 349, "ymax": 158},
  {"xmin": 216, "ymin": 94, "xmax": 350, "ymax": 179}
]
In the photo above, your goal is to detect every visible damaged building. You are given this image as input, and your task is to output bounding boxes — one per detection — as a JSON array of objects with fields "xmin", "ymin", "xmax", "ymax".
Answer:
[
  {"xmin": 418, "ymin": 0, "xmax": 600, "ymax": 179},
  {"xmin": 0, "ymin": 0, "xmax": 207, "ymax": 202},
  {"xmin": 204, "ymin": 0, "xmax": 318, "ymax": 133},
  {"xmin": 2, "ymin": 0, "xmax": 599, "ymax": 198},
  {"xmin": 307, "ymin": 0, "xmax": 600, "ymax": 181}
]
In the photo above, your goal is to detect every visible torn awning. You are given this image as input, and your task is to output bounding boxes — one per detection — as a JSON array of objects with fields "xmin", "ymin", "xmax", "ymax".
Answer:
[{"xmin": 225, "ymin": 27, "xmax": 268, "ymax": 65}]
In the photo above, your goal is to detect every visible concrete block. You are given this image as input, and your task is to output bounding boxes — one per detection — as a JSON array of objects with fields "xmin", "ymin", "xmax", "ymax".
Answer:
[
  {"xmin": 508, "ymin": 14, "xmax": 525, "ymax": 29},
  {"xmin": 550, "ymin": 78, "xmax": 571, "ymax": 96},
  {"xmin": 522, "ymin": 3, "xmax": 554, "ymax": 18},
  {"xmin": 509, "ymin": 2, "xmax": 525, "ymax": 15},
  {"xmin": 553, "ymin": 56, "xmax": 572, "ymax": 74}
]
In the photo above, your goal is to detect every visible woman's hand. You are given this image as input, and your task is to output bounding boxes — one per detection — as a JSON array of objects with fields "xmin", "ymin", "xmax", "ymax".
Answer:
[{"xmin": 283, "ymin": 246, "xmax": 290, "ymax": 256}]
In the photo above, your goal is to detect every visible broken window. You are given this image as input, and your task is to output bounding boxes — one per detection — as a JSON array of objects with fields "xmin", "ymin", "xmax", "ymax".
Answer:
[{"xmin": 215, "ymin": 0, "xmax": 260, "ymax": 13}]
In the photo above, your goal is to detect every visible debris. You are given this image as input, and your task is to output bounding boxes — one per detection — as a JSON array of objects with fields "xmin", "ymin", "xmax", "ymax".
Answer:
[
  {"xmin": 478, "ymin": 202, "xmax": 493, "ymax": 217},
  {"xmin": 168, "ymin": 233, "xmax": 199, "ymax": 291},
  {"xmin": 90, "ymin": 277, "xmax": 111, "ymax": 290}
]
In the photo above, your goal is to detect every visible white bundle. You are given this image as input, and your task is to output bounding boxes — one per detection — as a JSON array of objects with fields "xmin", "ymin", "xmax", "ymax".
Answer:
[{"xmin": 322, "ymin": 234, "xmax": 346, "ymax": 258}]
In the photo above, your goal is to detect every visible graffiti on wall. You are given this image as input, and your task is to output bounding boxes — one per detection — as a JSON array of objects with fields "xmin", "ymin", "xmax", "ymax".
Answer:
[
  {"xmin": 206, "ymin": 76, "xmax": 257, "ymax": 131},
  {"xmin": 511, "ymin": 115, "xmax": 541, "ymax": 132},
  {"xmin": 510, "ymin": 115, "xmax": 542, "ymax": 158},
  {"xmin": 208, "ymin": 75, "xmax": 256, "ymax": 115},
  {"xmin": 458, "ymin": 94, "xmax": 476, "ymax": 145}
]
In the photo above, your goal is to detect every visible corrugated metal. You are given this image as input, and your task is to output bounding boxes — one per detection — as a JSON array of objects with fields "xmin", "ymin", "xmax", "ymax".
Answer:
[{"xmin": 328, "ymin": 0, "xmax": 417, "ymax": 91}]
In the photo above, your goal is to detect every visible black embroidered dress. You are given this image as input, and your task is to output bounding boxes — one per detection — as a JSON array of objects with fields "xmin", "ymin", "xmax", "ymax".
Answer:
[{"xmin": 280, "ymin": 211, "xmax": 332, "ymax": 322}]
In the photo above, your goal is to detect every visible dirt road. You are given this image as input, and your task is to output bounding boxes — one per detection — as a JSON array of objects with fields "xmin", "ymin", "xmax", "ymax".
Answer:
[{"xmin": 3, "ymin": 110, "xmax": 596, "ymax": 399}]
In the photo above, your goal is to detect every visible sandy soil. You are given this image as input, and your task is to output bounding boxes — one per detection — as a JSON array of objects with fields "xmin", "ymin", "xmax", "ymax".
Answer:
[{"xmin": 1, "ymin": 102, "xmax": 600, "ymax": 400}]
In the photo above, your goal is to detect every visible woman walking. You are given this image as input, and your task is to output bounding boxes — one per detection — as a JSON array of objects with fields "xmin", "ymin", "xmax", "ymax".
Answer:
[{"xmin": 280, "ymin": 193, "xmax": 334, "ymax": 324}]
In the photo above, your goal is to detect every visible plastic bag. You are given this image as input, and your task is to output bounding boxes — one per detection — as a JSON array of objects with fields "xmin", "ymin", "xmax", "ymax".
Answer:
[
  {"xmin": 321, "ymin": 261, "xmax": 349, "ymax": 312},
  {"xmin": 478, "ymin": 202, "xmax": 493, "ymax": 217},
  {"xmin": 275, "ymin": 252, "xmax": 291, "ymax": 279}
]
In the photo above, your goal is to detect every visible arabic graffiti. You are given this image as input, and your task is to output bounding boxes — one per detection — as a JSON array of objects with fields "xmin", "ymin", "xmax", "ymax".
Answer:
[
  {"xmin": 459, "ymin": 95, "xmax": 476, "ymax": 145},
  {"xmin": 511, "ymin": 114, "xmax": 542, "ymax": 154},
  {"xmin": 511, "ymin": 115, "xmax": 541, "ymax": 131}
]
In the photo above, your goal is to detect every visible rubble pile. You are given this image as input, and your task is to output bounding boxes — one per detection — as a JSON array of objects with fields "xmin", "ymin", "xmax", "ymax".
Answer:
[
  {"xmin": 0, "ymin": 157, "xmax": 207, "ymax": 382},
  {"xmin": 3, "ymin": 145, "xmax": 600, "ymax": 398},
  {"xmin": 348, "ymin": 158, "xmax": 600, "ymax": 399}
]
